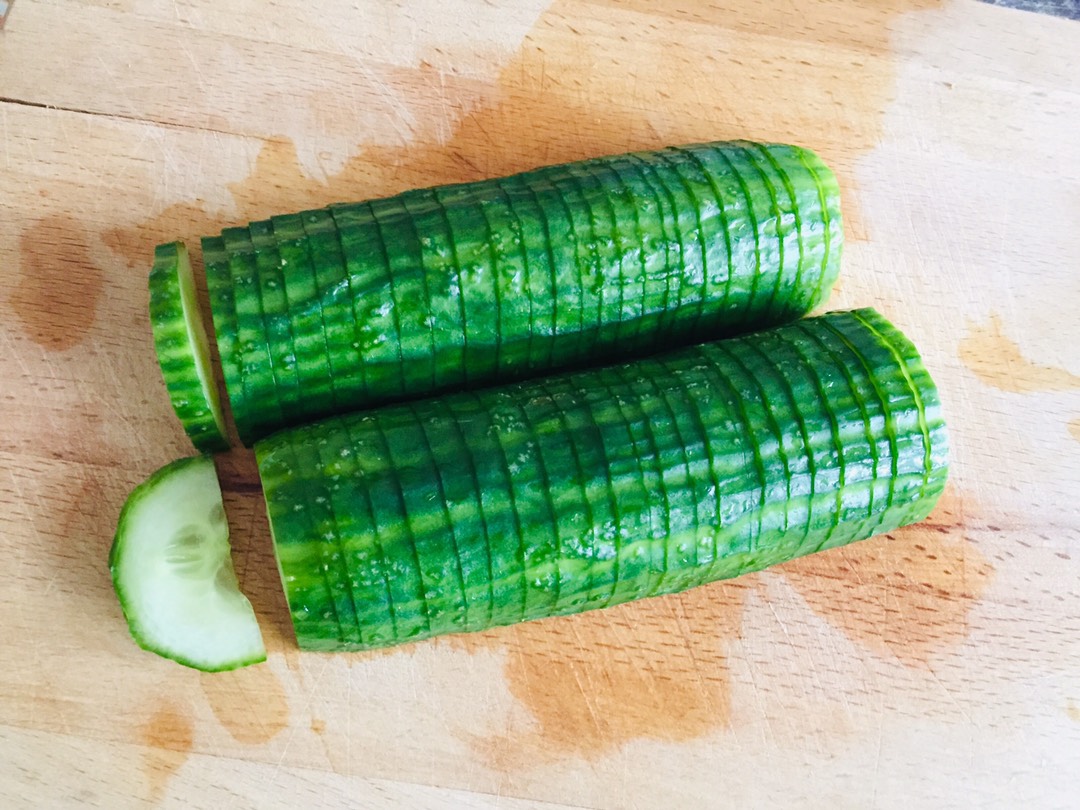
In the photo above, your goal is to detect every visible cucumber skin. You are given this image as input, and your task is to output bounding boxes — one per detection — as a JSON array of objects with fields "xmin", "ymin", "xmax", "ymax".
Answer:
[
  {"xmin": 202, "ymin": 235, "xmax": 250, "ymax": 442},
  {"xmin": 148, "ymin": 243, "xmax": 229, "ymax": 452},
  {"xmin": 257, "ymin": 309, "xmax": 946, "ymax": 652},
  {"xmin": 205, "ymin": 141, "xmax": 842, "ymax": 446}
]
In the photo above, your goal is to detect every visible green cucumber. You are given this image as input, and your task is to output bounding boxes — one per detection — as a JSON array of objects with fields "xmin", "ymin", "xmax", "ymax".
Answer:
[
  {"xmin": 491, "ymin": 384, "xmax": 562, "ymax": 620},
  {"xmin": 366, "ymin": 195, "xmax": 437, "ymax": 392},
  {"xmin": 494, "ymin": 175, "xmax": 556, "ymax": 371},
  {"xmin": 201, "ymin": 235, "xmax": 249, "ymax": 442},
  {"xmin": 398, "ymin": 189, "xmax": 467, "ymax": 388},
  {"xmin": 249, "ymin": 218, "xmax": 305, "ymax": 424},
  {"xmin": 221, "ymin": 226, "xmax": 284, "ymax": 440},
  {"xmin": 109, "ymin": 455, "xmax": 265, "ymax": 671},
  {"xmin": 148, "ymin": 242, "xmax": 229, "ymax": 451},
  {"xmin": 300, "ymin": 208, "xmax": 357, "ymax": 410},
  {"xmin": 507, "ymin": 172, "xmax": 583, "ymax": 368},
  {"xmin": 271, "ymin": 212, "xmax": 337, "ymax": 417},
  {"xmin": 476, "ymin": 184, "xmax": 534, "ymax": 374},
  {"xmin": 330, "ymin": 202, "xmax": 406, "ymax": 399},
  {"xmin": 443, "ymin": 392, "xmax": 527, "ymax": 624},
  {"xmin": 183, "ymin": 141, "xmax": 842, "ymax": 445},
  {"xmin": 434, "ymin": 182, "xmax": 502, "ymax": 384},
  {"xmin": 256, "ymin": 309, "xmax": 947, "ymax": 651}
]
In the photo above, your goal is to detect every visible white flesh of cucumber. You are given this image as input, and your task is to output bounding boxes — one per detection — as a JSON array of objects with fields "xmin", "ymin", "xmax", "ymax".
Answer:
[{"xmin": 110, "ymin": 456, "xmax": 266, "ymax": 671}]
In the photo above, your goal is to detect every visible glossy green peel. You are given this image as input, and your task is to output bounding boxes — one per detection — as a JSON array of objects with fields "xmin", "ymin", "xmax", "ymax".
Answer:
[
  {"xmin": 257, "ymin": 309, "xmax": 947, "ymax": 652},
  {"xmin": 199, "ymin": 141, "xmax": 842, "ymax": 445},
  {"xmin": 148, "ymin": 242, "xmax": 229, "ymax": 451}
]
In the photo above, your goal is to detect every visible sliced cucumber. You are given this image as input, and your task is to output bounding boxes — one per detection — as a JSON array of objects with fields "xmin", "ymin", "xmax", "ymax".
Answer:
[
  {"xmin": 148, "ymin": 242, "xmax": 229, "ymax": 451},
  {"xmin": 109, "ymin": 455, "xmax": 266, "ymax": 672},
  {"xmin": 257, "ymin": 309, "xmax": 948, "ymax": 652},
  {"xmin": 189, "ymin": 142, "xmax": 842, "ymax": 447}
]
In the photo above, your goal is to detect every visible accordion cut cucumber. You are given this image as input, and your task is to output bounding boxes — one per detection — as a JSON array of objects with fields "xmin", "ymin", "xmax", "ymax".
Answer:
[
  {"xmin": 197, "ymin": 140, "xmax": 842, "ymax": 445},
  {"xmin": 148, "ymin": 242, "xmax": 228, "ymax": 451},
  {"xmin": 256, "ymin": 308, "xmax": 947, "ymax": 652},
  {"xmin": 109, "ymin": 456, "xmax": 266, "ymax": 672}
]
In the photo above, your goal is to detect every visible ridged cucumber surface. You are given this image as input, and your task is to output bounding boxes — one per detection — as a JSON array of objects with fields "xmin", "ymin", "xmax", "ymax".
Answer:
[
  {"xmin": 148, "ymin": 241, "xmax": 229, "ymax": 451},
  {"xmin": 256, "ymin": 309, "xmax": 946, "ymax": 652},
  {"xmin": 188, "ymin": 140, "xmax": 841, "ymax": 445}
]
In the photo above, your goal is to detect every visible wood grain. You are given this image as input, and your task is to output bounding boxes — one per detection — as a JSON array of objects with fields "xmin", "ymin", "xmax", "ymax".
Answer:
[{"xmin": 1, "ymin": 1, "xmax": 1078, "ymax": 808}]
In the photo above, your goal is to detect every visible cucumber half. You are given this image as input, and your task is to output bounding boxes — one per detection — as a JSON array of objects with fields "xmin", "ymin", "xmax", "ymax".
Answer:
[
  {"xmin": 149, "ymin": 241, "xmax": 230, "ymax": 451},
  {"xmin": 109, "ymin": 455, "xmax": 266, "ymax": 672}
]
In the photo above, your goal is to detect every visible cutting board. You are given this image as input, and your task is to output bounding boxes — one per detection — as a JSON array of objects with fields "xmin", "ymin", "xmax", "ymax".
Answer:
[{"xmin": 2, "ymin": 1, "xmax": 1078, "ymax": 807}]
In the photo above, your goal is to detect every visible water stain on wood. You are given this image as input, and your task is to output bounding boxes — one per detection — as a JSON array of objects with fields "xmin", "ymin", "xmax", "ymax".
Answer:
[
  {"xmin": 1069, "ymin": 418, "xmax": 1080, "ymax": 444},
  {"xmin": 105, "ymin": 0, "xmax": 955, "ymax": 761},
  {"xmin": 959, "ymin": 314, "xmax": 1080, "ymax": 393},
  {"xmin": 212, "ymin": 449, "xmax": 300, "ymax": 667},
  {"xmin": 780, "ymin": 487, "xmax": 993, "ymax": 666},
  {"xmin": 139, "ymin": 701, "xmax": 194, "ymax": 804},
  {"xmin": 450, "ymin": 579, "xmax": 750, "ymax": 765},
  {"xmin": 310, "ymin": 717, "xmax": 326, "ymax": 735},
  {"xmin": 200, "ymin": 664, "xmax": 289, "ymax": 745},
  {"xmin": 11, "ymin": 216, "xmax": 104, "ymax": 351},
  {"xmin": 1067, "ymin": 699, "xmax": 1080, "ymax": 723},
  {"xmin": 104, "ymin": 0, "xmax": 944, "ymax": 268}
]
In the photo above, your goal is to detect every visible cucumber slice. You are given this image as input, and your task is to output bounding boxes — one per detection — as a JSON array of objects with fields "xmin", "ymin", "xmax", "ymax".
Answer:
[
  {"xmin": 148, "ymin": 242, "xmax": 229, "ymax": 452},
  {"xmin": 109, "ymin": 456, "xmax": 266, "ymax": 672}
]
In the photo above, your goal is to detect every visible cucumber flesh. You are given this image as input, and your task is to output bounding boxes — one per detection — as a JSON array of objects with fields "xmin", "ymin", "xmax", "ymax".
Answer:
[
  {"xmin": 109, "ymin": 456, "xmax": 266, "ymax": 672},
  {"xmin": 148, "ymin": 242, "xmax": 229, "ymax": 451}
]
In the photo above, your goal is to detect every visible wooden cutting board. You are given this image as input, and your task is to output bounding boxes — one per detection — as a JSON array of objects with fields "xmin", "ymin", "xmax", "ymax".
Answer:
[{"xmin": 2, "ymin": 1, "xmax": 1078, "ymax": 807}]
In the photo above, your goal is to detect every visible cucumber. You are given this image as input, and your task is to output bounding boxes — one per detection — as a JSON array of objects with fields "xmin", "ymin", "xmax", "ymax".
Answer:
[
  {"xmin": 184, "ymin": 141, "xmax": 842, "ymax": 445},
  {"xmin": 256, "ymin": 308, "xmax": 946, "ymax": 651},
  {"xmin": 202, "ymin": 235, "xmax": 249, "ymax": 442},
  {"xmin": 366, "ymin": 195, "xmax": 437, "ymax": 392},
  {"xmin": 330, "ymin": 202, "xmax": 407, "ymax": 400},
  {"xmin": 249, "ymin": 218, "xmax": 305, "ymax": 424},
  {"xmin": 272, "ymin": 212, "xmax": 337, "ymax": 416},
  {"xmin": 148, "ymin": 242, "xmax": 229, "ymax": 451},
  {"xmin": 109, "ymin": 456, "xmax": 266, "ymax": 671},
  {"xmin": 398, "ymin": 189, "xmax": 467, "ymax": 388},
  {"xmin": 300, "ymin": 208, "xmax": 357, "ymax": 410},
  {"xmin": 221, "ymin": 226, "xmax": 284, "ymax": 440}
]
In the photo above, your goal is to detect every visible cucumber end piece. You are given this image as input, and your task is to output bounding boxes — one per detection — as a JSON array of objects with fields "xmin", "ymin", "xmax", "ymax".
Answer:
[
  {"xmin": 794, "ymin": 146, "xmax": 844, "ymax": 312},
  {"xmin": 149, "ymin": 241, "xmax": 230, "ymax": 452},
  {"xmin": 110, "ymin": 455, "xmax": 266, "ymax": 672}
]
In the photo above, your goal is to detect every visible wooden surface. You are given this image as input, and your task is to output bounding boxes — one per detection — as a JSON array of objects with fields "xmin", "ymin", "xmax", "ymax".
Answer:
[{"xmin": 2, "ymin": 1, "xmax": 1079, "ymax": 807}]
